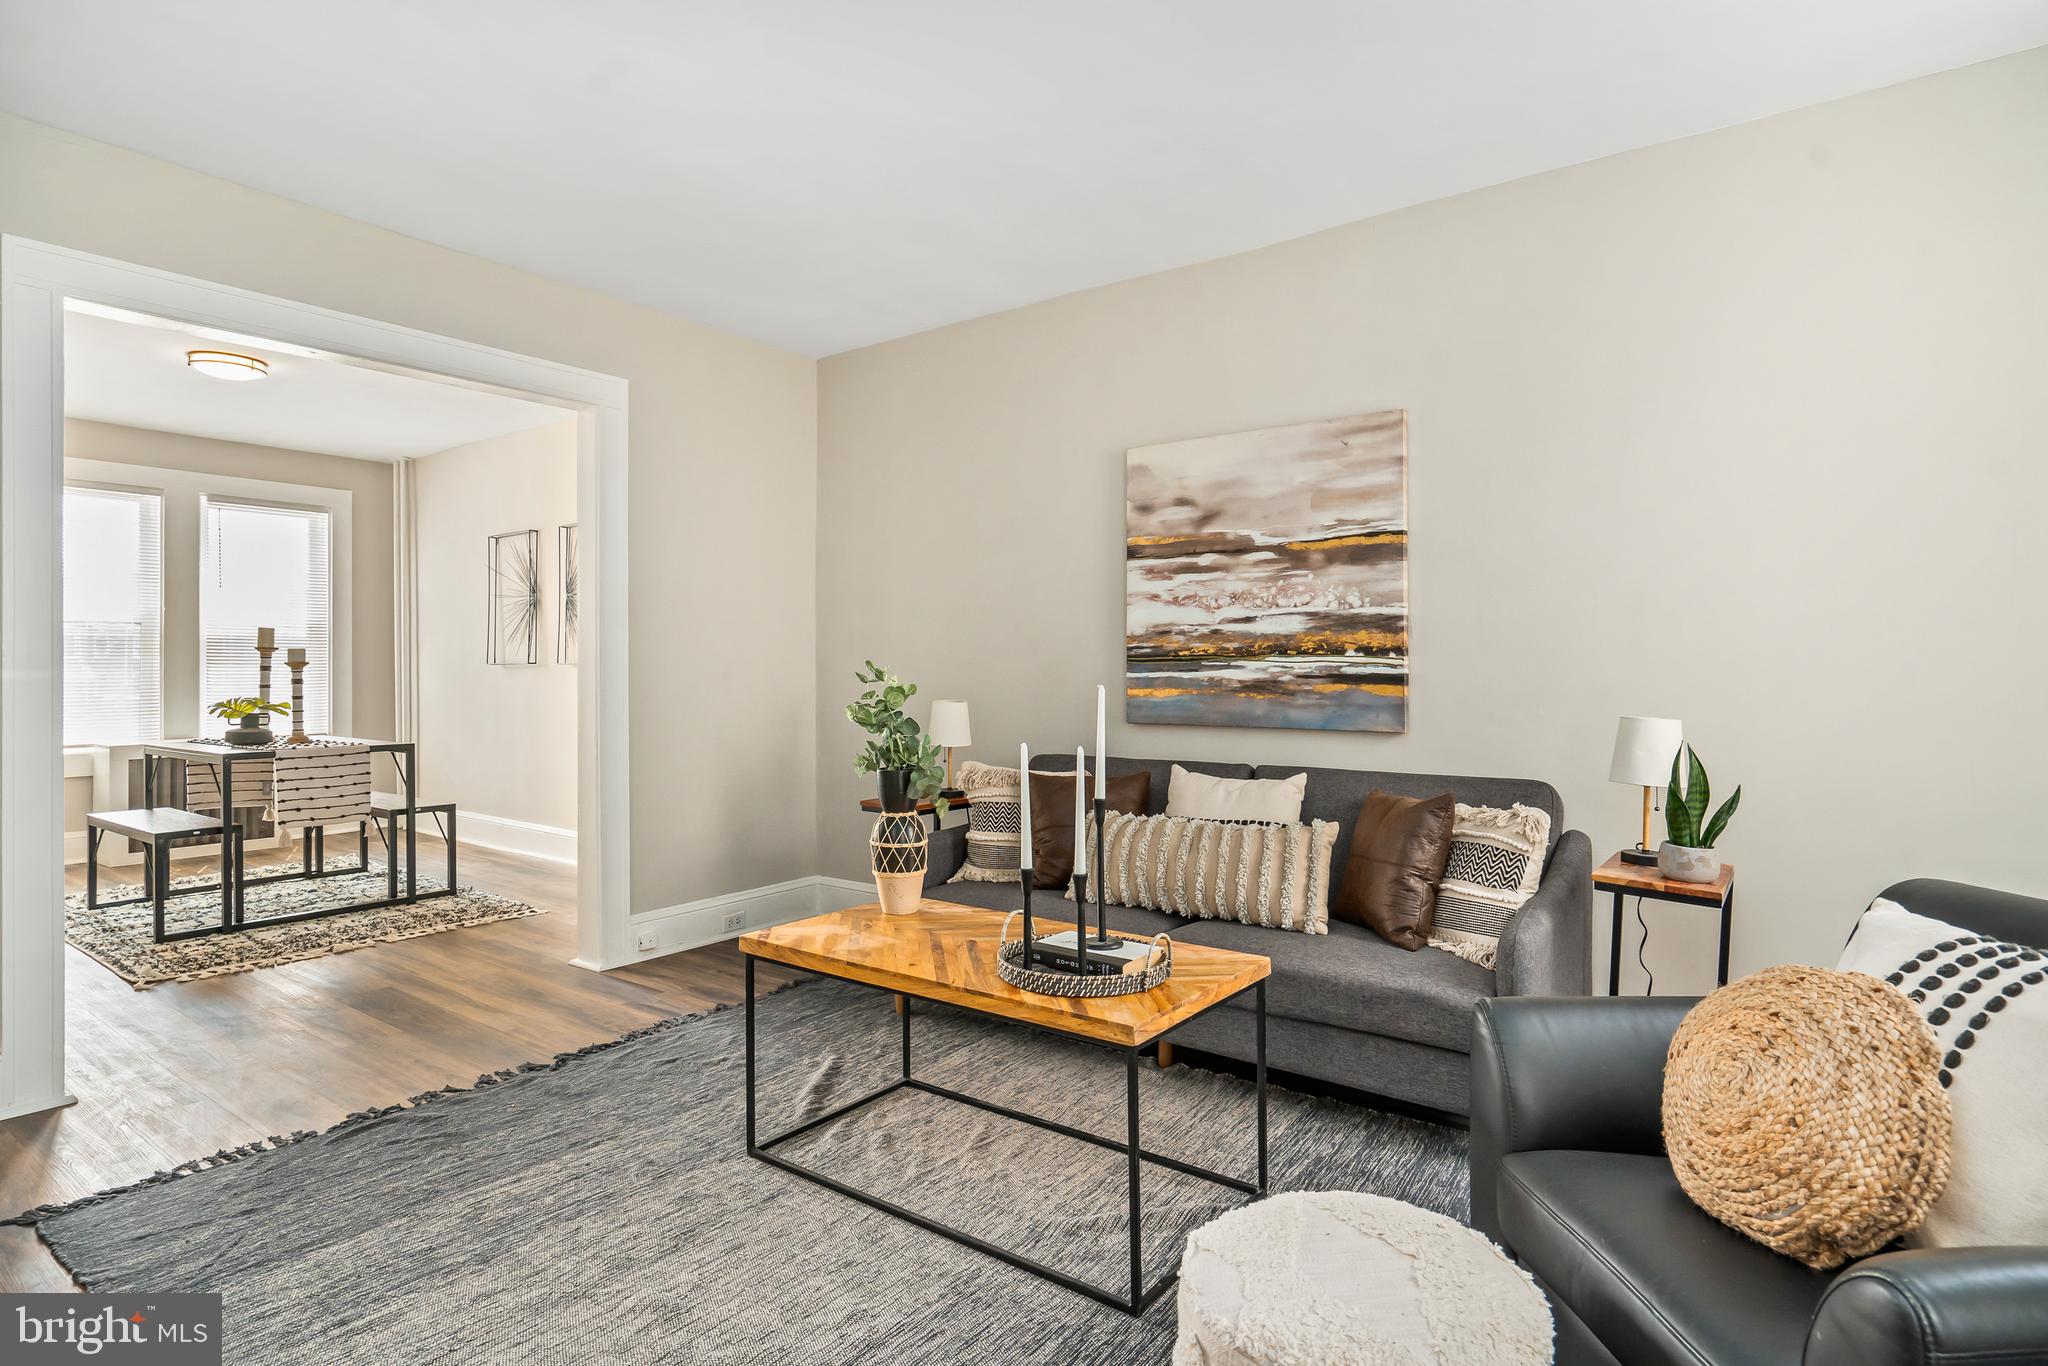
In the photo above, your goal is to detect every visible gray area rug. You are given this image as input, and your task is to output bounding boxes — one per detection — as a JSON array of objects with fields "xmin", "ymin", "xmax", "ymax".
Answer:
[
  {"xmin": 67, "ymin": 858, "xmax": 542, "ymax": 988},
  {"xmin": 17, "ymin": 979, "xmax": 1467, "ymax": 1364}
]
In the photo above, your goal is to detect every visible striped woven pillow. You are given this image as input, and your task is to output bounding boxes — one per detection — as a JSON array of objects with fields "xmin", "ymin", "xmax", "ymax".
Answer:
[
  {"xmin": 948, "ymin": 761, "xmax": 1024, "ymax": 884},
  {"xmin": 1070, "ymin": 810, "xmax": 1338, "ymax": 934},
  {"xmin": 1429, "ymin": 803, "xmax": 1551, "ymax": 968}
]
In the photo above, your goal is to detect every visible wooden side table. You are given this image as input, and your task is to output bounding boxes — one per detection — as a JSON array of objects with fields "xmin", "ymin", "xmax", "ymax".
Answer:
[
  {"xmin": 855, "ymin": 794, "xmax": 967, "ymax": 833},
  {"xmin": 1592, "ymin": 853, "xmax": 1735, "ymax": 996}
]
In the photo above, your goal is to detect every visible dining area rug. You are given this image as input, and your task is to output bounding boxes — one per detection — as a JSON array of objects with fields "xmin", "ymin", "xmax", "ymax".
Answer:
[
  {"xmin": 66, "ymin": 859, "xmax": 543, "ymax": 988},
  {"xmin": 12, "ymin": 978, "xmax": 1466, "ymax": 1364}
]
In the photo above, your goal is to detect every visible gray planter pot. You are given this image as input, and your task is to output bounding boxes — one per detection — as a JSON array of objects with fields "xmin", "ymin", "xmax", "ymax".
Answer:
[
  {"xmin": 1657, "ymin": 842, "xmax": 1722, "ymax": 883},
  {"xmin": 223, "ymin": 715, "xmax": 273, "ymax": 747}
]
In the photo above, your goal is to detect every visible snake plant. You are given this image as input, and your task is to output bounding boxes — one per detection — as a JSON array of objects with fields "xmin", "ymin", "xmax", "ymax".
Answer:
[{"xmin": 1666, "ymin": 745, "xmax": 1741, "ymax": 849}]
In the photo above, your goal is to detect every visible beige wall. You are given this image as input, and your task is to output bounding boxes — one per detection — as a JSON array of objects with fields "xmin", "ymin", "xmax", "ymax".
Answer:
[
  {"xmin": 414, "ymin": 420, "xmax": 579, "ymax": 833},
  {"xmin": 817, "ymin": 49, "xmax": 2048, "ymax": 992},
  {"xmin": 4, "ymin": 113, "xmax": 820, "ymax": 914},
  {"xmin": 64, "ymin": 417, "xmax": 394, "ymax": 745}
]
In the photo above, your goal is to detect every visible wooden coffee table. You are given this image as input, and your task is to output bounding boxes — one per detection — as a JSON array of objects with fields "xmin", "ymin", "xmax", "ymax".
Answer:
[{"xmin": 739, "ymin": 900, "xmax": 1271, "ymax": 1314}]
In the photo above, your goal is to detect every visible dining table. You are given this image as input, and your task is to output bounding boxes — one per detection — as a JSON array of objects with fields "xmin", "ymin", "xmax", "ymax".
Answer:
[{"xmin": 140, "ymin": 735, "xmax": 429, "ymax": 938}]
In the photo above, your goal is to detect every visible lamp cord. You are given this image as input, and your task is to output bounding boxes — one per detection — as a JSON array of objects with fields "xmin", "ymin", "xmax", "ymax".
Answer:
[{"xmin": 1635, "ymin": 896, "xmax": 1654, "ymax": 996}]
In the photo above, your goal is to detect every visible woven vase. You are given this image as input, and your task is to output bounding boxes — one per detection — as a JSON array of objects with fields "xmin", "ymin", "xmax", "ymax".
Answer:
[
  {"xmin": 870, "ymin": 811, "xmax": 927, "ymax": 916},
  {"xmin": 1663, "ymin": 964, "xmax": 1952, "ymax": 1268}
]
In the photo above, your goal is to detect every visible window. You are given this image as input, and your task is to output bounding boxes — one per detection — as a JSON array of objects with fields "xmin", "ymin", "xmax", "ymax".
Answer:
[
  {"xmin": 201, "ymin": 499, "xmax": 334, "ymax": 735},
  {"xmin": 62, "ymin": 485, "xmax": 165, "ymax": 745}
]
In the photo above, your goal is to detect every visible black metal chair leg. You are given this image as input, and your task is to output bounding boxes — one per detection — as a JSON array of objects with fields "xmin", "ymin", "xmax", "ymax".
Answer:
[
  {"xmin": 359, "ymin": 819, "xmax": 370, "ymax": 872},
  {"xmin": 446, "ymin": 809, "xmax": 457, "ymax": 891},
  {"xmin": 387, "ymin": 812, "xmax": 400, "ymax": 900},
  {"xmin": 151, "ymin": 836, "xmax": 169, "ymax": 943}
]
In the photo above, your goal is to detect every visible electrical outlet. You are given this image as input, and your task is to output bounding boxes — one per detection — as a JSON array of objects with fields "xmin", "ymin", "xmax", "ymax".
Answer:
[
  {"xmin": 635, "ymin": 930, "xmax": 657, "ymax": 952},
  {"xmin": 722, "ymin": 911, "xmax": 746, "ymax": 933}
]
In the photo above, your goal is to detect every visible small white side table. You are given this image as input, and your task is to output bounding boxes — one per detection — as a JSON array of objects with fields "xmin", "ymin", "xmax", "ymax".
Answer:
[{"xmin": 1174, "ymin": 1191, "xmax": 1552, "ymax": 1366}]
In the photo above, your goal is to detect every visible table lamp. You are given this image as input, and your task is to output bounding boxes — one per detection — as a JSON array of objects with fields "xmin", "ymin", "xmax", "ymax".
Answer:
[
  {"xmin": 1609, "ymin": 716, "xmax": 1682, "ymax": 866},
  {"xmin": 929, "ymin": 699, "xmax": 970, "ymax": 798}
]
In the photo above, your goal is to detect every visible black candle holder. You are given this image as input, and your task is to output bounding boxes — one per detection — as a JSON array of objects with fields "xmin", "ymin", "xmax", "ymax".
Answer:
[
  {"xmin": 1086, "ymin": 793, "xmax": 1117, "ymax": 950},
  {"xmin": 1007, "ymin": 862, "xmax": 1115, "ymax": 977},
  {"xmin": 1069, "ymin": 870, "xmax": 1094, "ymax": 974}
]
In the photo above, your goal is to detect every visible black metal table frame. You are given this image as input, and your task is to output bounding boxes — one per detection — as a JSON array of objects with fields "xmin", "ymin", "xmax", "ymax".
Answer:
[
  {"xmin": 1604, "ymin": 879, "xmax": 1735, "ymax": 995},
  {"xmin": 139, "ymin": 740, "xmax": 447, "ymax": 941},
  {"xmin": 743, "ymin": 955, "xmax": 1268, "ymax": 1315}
]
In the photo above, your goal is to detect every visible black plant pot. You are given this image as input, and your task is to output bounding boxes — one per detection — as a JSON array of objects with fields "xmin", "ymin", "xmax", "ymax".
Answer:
[{"xmin": 876, "ymin": 767, "xmax": 917, "ymax": 813}]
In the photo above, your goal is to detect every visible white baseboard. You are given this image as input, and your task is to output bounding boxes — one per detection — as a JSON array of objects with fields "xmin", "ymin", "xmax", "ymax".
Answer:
[
  {"xmin": 612, "ymin": 874, "xmax": 879, "ymax": 968},
  {"xmin": 455, "ymin": 810, "xmax": 577, "ymax": 865},
  {"xmin": 368, "ymin": 792, "xmax": 576, "ymax": 865},
  {"xmin": 815, "ymin": 875, "xmax": 877, "ymax": 913}
]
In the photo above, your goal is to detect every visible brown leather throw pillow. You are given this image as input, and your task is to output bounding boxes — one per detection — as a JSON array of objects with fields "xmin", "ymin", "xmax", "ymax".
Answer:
[
  {"xmin": 1028, "ymin": 769, "xmax": 1151, "ymax": 889},
  {"xmin": 1332, "ymin": 789, "xmax": 1456, "ymax": 949}
]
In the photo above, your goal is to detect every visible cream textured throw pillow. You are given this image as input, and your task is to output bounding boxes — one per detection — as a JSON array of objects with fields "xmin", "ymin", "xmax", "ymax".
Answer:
[
  {"xmin": 947, "ymin": 761, "xmax": 1023, "ymax": 884},
  {"xmin": 1837, "ymin": 898, "xmax": 2048, "ymax": 1249},
  {"xmin": 1074, "ymin": 809, "xmax": 1337, "ymax": 934},
  {"xmin": 1165, "ymin": 765, "xmax": 1307, "ymax": 825},
  {"xmin": 1429, "ymin": 803, "xmax": 1551, "ymax": 968}
]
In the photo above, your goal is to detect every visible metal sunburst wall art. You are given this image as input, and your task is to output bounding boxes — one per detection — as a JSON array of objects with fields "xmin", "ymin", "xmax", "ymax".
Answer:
[
  {"xmin": 487, "ymin": 529, "xmax": 541, "ymax": 665},
  {"xmin": 557, "ymin": 523, "xmax": 579, "ymax": 665}
]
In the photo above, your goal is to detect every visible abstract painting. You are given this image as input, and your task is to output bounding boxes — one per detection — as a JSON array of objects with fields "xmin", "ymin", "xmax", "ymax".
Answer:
[
  {"xmin": 1126, "ymin": 409, "xmax": 1408, "ymax": 732},
  {"xmin": 556, "ymin": 524, "xmax": 579, "ymax": 665},
  {"xmin": 487, "ymin": 529, "xmax": 540, "ymax": 665}
]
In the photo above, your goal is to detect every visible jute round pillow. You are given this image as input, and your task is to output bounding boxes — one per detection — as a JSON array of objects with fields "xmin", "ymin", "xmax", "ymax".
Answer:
[{"xmin": 1663, "ymin": 964, "xmax": 1952, "ymax": 1269}]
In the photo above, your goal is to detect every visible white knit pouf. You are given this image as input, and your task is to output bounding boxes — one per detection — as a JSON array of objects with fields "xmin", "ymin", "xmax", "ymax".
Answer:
[{"xmin": 1173, "ymin": 1192, "xmax": 1552, "ymax": 1366}]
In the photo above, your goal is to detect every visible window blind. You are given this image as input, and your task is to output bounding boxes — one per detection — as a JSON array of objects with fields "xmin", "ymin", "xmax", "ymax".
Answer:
[
  {"xmin": 201, "ymin": 498, "xmax": 333, "ymax": 736},
  {"xmin": 62, "ymin": 485, "xmax": 165, "ymax": 745}
]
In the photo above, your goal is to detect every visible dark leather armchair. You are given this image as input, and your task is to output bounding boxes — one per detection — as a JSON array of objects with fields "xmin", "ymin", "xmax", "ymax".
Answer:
[{"xmin": 1470, "ymin": 878, "xmax": 2048, "ymax": 1366}]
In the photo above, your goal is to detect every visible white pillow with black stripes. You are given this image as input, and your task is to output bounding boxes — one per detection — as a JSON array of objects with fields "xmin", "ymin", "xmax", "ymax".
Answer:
[{"xmin": 1837, "ymin": 897, "xmax": 2048, "ymax": 1249}]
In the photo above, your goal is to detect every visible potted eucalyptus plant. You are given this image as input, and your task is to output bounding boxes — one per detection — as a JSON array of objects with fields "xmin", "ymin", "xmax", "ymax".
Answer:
[
  {"xmin": 209, "ymin": 696, "xmax": 290, "ymax": 747},
  {"xmin": 1659, "ymin": 745, "xmax": 1741, "ymax": 883},
  {"xmin": 847, "ymin": 662, "xmax": 948, "ymax": 913}
]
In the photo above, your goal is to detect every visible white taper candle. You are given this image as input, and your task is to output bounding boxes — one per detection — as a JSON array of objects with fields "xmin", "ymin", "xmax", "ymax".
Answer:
[
  {"xmin": 1094, "ymin": 684, "xmax": 1107, "ymax": 802},
  {"xmin": 1018, "ymin": 742, "xmax": 1032, "ymax": 871},
  {"xmin": 1073, "ymin": 747, "xmax": 1088, "ymax": 876}
]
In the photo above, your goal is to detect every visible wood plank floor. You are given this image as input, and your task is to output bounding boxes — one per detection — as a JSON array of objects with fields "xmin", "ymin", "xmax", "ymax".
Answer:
[{"xmin": 1, "ymin": 837, "xmax": 801, "ymax": 1292}]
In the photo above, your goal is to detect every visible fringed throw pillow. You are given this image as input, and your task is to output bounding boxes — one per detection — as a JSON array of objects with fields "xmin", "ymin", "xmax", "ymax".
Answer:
[
  {"xmin": 1429, "ymin": 803, "xmax": 1551, "ymax": 968},
  {"xmin": 947, "ymin": 761, "xmax": 1023, "ymax": 884},
  {"xmin": 1071, "ymin": 810, "xmax": 1338, "ymax": 934}
]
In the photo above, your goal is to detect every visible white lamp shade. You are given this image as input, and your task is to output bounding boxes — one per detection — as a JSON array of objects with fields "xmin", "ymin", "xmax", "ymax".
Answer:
[
  {"xmin": 1609, "ymin": 716, "xmax": 1683, "ymax": 786},
  {"xmin": 928, "ymin": 699, "xmax": 971, "ymax": 748}
]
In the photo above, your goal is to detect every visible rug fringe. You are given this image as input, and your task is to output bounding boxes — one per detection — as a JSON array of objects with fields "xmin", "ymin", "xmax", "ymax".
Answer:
[
  {"xmin": 101, "ymin": 899, "xmax": 545, "ymax": 991},
  {"xmin": 66, "ymin": 869, "xmax": 546, "ymax": 991},
  {"xmin": 4, "ymin": 977, "xmax": 812, "ymax": 1231}
]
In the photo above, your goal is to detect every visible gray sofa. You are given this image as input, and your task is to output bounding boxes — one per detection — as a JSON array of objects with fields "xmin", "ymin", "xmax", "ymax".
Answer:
[{"xmin": 927, "ymin": 753, "xmax": 1593, "ymax": 1116}]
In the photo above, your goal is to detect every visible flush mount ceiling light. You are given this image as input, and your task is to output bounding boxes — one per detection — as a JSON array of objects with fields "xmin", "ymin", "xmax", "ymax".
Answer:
[{"xmin": 185, "ymin": 349, "xmax": 269, "ymax": 381}]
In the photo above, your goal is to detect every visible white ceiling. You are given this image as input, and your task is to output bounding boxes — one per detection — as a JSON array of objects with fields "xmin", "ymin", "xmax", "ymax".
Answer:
[
  {"xmin": 64, "ymin": 309, "xmax": 575, "ymax": 460},
  {"xmin": 6, "ymin": 2, "xmax": 2046, "ymax": 357}
]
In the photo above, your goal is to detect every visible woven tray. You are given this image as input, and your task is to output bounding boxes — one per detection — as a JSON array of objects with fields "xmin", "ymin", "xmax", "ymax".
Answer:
[{"xmin": 995, "ymin": 910, "xmax": 1172, "ymax": 997}]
